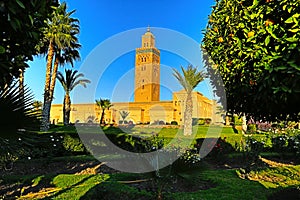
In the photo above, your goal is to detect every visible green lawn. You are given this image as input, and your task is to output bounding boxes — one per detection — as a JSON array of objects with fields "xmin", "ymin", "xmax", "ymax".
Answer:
[
  {"xmin": 2, "ymin": 156, "xmax": 298, "ymax": 200},
  {"xmin": 1, "ymin": 125, "xmax": 299, "ymax": 199},
  {"xmin": 45, "ymin": 125, "xmax": 270, "ymax": 151}
]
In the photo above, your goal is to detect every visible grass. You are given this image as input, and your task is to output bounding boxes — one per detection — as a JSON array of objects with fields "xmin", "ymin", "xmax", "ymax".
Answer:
[
  {"xmin": 2, "ymin": 125, "xmax": 299, "ymax": 199},
  {"xmin": 44, "ymin": 125, "xmax": 247, "ymax": 145},
  {"xmin": 170, "ymin": 170, "xmax": 274, "ymax": 200},
  {"xmin": 246, "ymin": 165, "xmax": 300, "ymax": 189},
  {"xmin": 3, "ymin": 159, "xmax": 298, "ymax": 200}
]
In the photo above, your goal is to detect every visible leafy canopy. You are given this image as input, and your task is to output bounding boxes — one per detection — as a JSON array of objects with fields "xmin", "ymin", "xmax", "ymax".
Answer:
[
  {"xmin": 202, "ymin": 0, "xmax": 300, "ymax": 120},
  {"xmin": 0, "ymin": 0, "xmax": 56, "ymax": 88}
]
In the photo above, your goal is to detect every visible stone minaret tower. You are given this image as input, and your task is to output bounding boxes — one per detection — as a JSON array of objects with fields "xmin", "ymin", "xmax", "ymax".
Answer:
[{"xmin": 134, "ymin": 27, "xmax": 160, "ymax": 102}]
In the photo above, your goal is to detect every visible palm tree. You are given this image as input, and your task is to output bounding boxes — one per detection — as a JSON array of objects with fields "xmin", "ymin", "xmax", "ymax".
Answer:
[
  {"xmin": 173, "ymin": 65, "xmax": 204, "ymax": 136},
  {"xmin": 32, "ymin": 100, "xmax": 43, "ymax": 113},
  {"xmin": 50, "ymin": 40, "xmax": 81, "ymax": 104},
  {"xmin": 119, "ymin": 110, "xmax": 130, "ymax": 124},
  {"xmin": 57, "ymin": 69, "xmax": 90, "ymax": 125},
  {"xmin": 39, "ymin": 2, "xmax": 80, "ymax": 131},
  {"xmin": 95, "ymin": 99, "xmax": 113, "ymax": 125}
]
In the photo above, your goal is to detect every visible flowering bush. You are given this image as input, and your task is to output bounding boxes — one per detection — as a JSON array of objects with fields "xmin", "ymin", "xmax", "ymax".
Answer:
[
  {"xmin": 172, "ymin": 148, "xmax": 201, "ymax": 171},
  {"xmin": 194, "ymin": 137, "xmax": 235, "ymax": 159}
]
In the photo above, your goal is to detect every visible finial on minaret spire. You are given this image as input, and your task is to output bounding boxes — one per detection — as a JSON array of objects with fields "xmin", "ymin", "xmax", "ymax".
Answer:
[{"xmin": 147, "ymin": 25, "xmax": 150, "ymax": 32}]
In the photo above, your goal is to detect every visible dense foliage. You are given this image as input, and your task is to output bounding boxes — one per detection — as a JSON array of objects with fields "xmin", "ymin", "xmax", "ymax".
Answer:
[
  {"xmin": 0, "ymin": 132, "xmax": 87, "ymax": 170},
  {"xmin": 0, "ymin": 0, "xmax": 56, "ymax": 88},
  {"xmin": 202, "ymin": 0, "xmax": 300, "ymax": 120}
]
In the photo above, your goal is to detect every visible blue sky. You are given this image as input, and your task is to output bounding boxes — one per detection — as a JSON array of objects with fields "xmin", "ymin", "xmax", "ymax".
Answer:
[{"xmin": 25, "ymin": 0, "xmax": 216, "ymax": 104}]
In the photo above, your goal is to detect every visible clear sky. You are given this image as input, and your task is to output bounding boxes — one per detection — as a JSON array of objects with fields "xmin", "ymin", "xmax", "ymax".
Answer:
[{"xmin": 25, "ymin": 0, "xmax": 216, "ymax": 104}]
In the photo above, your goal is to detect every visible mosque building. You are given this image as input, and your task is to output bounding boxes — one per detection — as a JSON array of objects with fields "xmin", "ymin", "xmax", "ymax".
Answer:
[{"xmin": 50, "ymin": 28, "xmax": 215, "ymax": 125}]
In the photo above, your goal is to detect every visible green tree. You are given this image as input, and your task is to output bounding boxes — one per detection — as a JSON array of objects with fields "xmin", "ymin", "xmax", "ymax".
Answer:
[
  {"xmin": 57, "ymin": 69, "xmax": 90, "ymax": 125},
  {"xmin": 173, "ymin": 65, "xmax": 204, "ymax": 136},
  {"xmin": 39, "ymin": 2, "xmax": 80, "ymax": 131},
  {"xmin": 202, "ymin": 0, "xmax": 300, "ymax": 121},
  {"xmin": 119, "ymin": 110, "xmax": 130, "ymax": 124},
  {"xmin": 95, "ymin": 99, "xmax": 113, "ymax": 125},
  {"xmin": 0, "ymin": 0, "xmax": 56, "ymax": 89}
]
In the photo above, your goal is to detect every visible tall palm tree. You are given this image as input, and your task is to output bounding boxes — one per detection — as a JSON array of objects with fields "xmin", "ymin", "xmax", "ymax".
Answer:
[
  {"xmin": 173, "ymin": 65, "xmax": 204, "ymax": 136},
  {"xmin": 39, "ymin": 2, "xmax": 80, "ymax": 131},
  {"xmin": 50, "ymin": 39, "xmax": 81, "ymax": 103},
  {"xmin": 119, "ymin": 110, "xmax": 130, "ymax": 124},
  {"xmin": 95, "ymin": 99, "xmax": 112, "ymax": 125},
  {"xmin": 57, "ymin": 69, "xmax": 90, "ymax": 125}
]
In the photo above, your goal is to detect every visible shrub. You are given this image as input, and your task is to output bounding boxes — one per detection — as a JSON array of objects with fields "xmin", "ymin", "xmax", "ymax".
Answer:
[
  {"xmin": 197, "ymin": 118, "xmax": 205, "ymax": 125},
  {"xmin": 170, "ymin": 121, "xmax": 178, "ymax": 125},
  {"xmin": 205, "ymin": 118, "xmax": 212, "ymax": 125},
  {"xmin": 194, "ymin": 137, "xmax": 235, "ymax": 162},
  {"xmin": 172, "ymin": 148, "xmax": 201, "ymax": 171},
  {"xmin": 159, "ymin": 120, "xmax": 165, "ymax": 125},
  {"xmin": 287, "ymin": 134, "xmax": 300, "ymax": 156},
  {"xmin": 271, "ymin": 135, "xmax": 288, "ymax": 153},
  {"xmin": 244, "ymin": 138, "xmax": 265, "ymax": 165},
  {"xmin": 63, "ymin": 134, "xmax": 86, "ymax": 154},
  {"xmin": 248, "ymin": 124, "xmax": 257, "ymax": 133},
  {"xmin": 234, "ymin": 115, "xmax": 243, "ymax": 126}
]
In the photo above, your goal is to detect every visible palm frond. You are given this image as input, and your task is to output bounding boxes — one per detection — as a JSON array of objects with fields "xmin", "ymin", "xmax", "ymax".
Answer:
[
  {"xmin": 0, "ymin": 82, "xmax": 41, "ymax": 133},
  {"xmin": 57, "ymin": 69, "xmax": 90, "ymax": 93},
  {"xmin": 173, "ymin": 64, "xmax": 204, "ymax": 93}
]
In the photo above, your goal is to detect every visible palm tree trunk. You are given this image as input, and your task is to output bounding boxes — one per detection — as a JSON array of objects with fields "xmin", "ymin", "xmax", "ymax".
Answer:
[
  {"xmin": 44, "ymin": 54, "xmax": 61, "ymax": 127},
  {"xmin": 41, "ymin": 41, "xmax": 54, "ymax": 131},
  {"xmin": 183, "ymin": 92, "xmax": 193, "ymax": 136},
  {"xmin": 18, "ymin": 69, "xmax": 24, "ymax": 109},
  {"xmin": 49, "ymin": 54, "xmax": 60, "ymax": 101},
  {"xmin": 18, "ymin": 69, "xmax": 24, "ymax": 99},
  {"xmin": 63, "ymin": 93, "xmax": 71, "ymax": 125},
  {"xmin": 100, "ymin": 109, "xmax": 105, "ymax": 125}
]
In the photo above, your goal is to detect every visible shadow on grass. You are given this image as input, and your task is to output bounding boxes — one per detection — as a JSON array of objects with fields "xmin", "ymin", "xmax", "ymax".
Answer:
[{"xmin": 42, "ymin": 175, "xmax": 94, "ymax": 199}]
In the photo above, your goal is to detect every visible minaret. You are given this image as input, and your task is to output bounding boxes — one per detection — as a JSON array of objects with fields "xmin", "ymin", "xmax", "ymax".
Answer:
[{"xmin": 134, "ymin": 27, "xmax": 160, "ymax": 102}]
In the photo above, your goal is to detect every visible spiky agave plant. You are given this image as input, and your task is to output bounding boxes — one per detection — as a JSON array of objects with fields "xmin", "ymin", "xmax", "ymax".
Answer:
[{"xmin": 0, "ymin": 81, "xmax": 41, "ymax": 134}]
